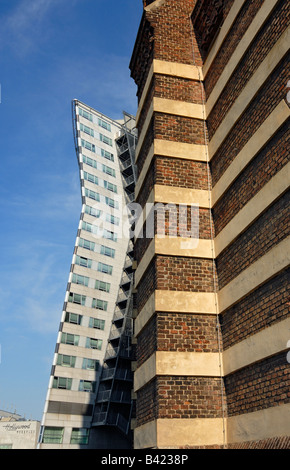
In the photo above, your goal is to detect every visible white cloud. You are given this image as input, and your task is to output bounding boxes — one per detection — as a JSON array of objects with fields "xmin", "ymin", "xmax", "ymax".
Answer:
[{"xmin": 0, "ymin": 0, "xmax": 76, "ymax": 57}]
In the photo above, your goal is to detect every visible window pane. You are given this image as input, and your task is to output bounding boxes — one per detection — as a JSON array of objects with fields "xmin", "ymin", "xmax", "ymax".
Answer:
[
  {"xmin": 70, "ymin": 428, "xmax": 90, "ymax": 445},
  {"xmin": 42, "ymin": 427, "xmax": 64, "ymax": 444}
]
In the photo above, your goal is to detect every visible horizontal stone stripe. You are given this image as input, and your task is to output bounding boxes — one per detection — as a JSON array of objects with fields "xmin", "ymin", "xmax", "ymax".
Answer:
[
  {"xmin": 203, "ymin": 0, "xmax": 247, "ymax": 77},
  {"xmin": 136, "ymin": 97, "xmax": 205, "ymax": 162},
  {"xmin": 208, "ymin": 27, "xmax": 289, "ymax": 157},
  {"xmin": 153, "ymin": 97, "xmax": 204, "ymax": 120},
  {"xmin": 134, "ymin": 418, "xmax": 225, "ymax": 449},
  {"xmin": 134, "ymin": 237, "xmax": 214, "ymax": 288},
  {"xmin": 134, "ymin": 351, "xmax": 221, "ymax": 392},
  {"xmin": 136, "ymin": 60, "xmax": 203, "ymax": 125},
  {"xmin": 134, "ymin": 404, "xmax": 290, "ymax": 448},
  {"xmin": 135, "ymin": 140, "xmax": 208, "ymax": 200},
  {"xmin": 214, "ymin": 163, "xmax": 290, "ymax": 256},
  {"xmin": 134, "ymin": 184, "xmax": 211, "ymax": 239},
  {"xmin": 134, "ymin": 318, "xmax": 289, "ymax": 391},
  {"xmin": 154, "ymin": 184, "xmax": 210, "ymax": 208},
  {"xmin": 154, "ymin": 139, "xmax": 207, "ymax": 161},
  {"xmin": 205, "ymin": 0, "xmax": 281, "ymax": 115},
  {"xmin": 218, "ymin": 236, "xmax": 290, "ymax": 313},
  {"xmin": 212, "ymin": 101, "xmax": 290, "ymax": 205},
  {"xmin": 223, "ymin": 317, "xmax": 290, "ymax": 376},
  {"xmin": 135, "ymin": 291, "xmax": 217, "ymax": 336},
  {"xmin": 227, "ymin": 404, "xmax": 290, "ymax": 445}
]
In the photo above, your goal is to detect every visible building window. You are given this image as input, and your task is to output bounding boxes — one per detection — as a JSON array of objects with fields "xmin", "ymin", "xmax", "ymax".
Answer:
[
  {"xmin": 98, "ymin": 118, "xmax": 111, "ymax": 132},
  {"xmin": 52, "ymin": 376, "xmax": 72, "ymax": 390},
  {"xmin": 75, "ymin": 255, "xmax": 92, "ymax": 269},
  {"xmin": 98, "ymin": 262, "xmax": 113, "ymax": 275},
  {"xmin": 85, "ymin": 205, "xmax": 101, "ymax": 218},
  {"xmin": 79, "ymin": 107, "xmax": 93, "ymax": 122},
  {"xmin": 106, "ymin": 213, "xmax": 119, "ymax": 225},
  {"xmin": 105, "ymin": 196, "xmax": 119, "ymax": 209},
  {"xmin": 84, "ymin": 171, "xmax": 98, "ymax": 186},
  {"xmin": 68, "ymin": 292, "xmax": 86, "ymax": 305},
  {"xmin": 104, "ymin": 180, "xmax": 117, "ymax": 193},
  {"xmin": 99, "ymin": 133, "xmax": 112, "ymax": 146},
  {"xmin": 78, "ymin": 237, "xmax": 95, "ymax": 251},
  {"xmin": 65, "ymin": 312, "xmax": 82, "ymax": 325},
  {"xmin": 70, "ymin": 428, "xmax": 90, "ymax": 445},
  {"xmin": 61, "ymin": 332, "xmax": 80, "ymax": 346},
  {"xmin": 95, "ymin": 279, "xmax": 110, "ymax": 293},
  {"xmin": 89, "ymin": 317, "xmax": 105, "ymax": 330},
  {"xmin": 85, "ymin": 188, "xmax": 100, "ymax": 202},
  {"xmin": 72, "ymin": 273, "xmax": 89, "ymax": 287},
  {"xmin": 57, "ymin": 354, "xmax": 76, "ymax": 368},
  {"xmin": 42, "ymin": 427, "xmax": 64, "ymax": 444},
  {"xmin": 92, "ymin": 298, "xmax": 108, "ymax": 311},
  {"xmin": 100, "ymin": 245, "xmax": 115, "ymax": 258},
  {"xmin": 101, "ymin": 148, "xmax": 114, "ymax": 161},
  {"xmin": 82, "ymin": 358, "xmax": 100, "ymax": 371},
  {"xmin": 102, "ymin": 164, "xmax": 115, "ymax": 177},
  {"xmin": 82, "ymin": 221, "xmax": 96, "ymax": 235},
  {"xmin": 103, "ymin": 229, "xmax": 117, "ymax": 242},
  {"xmin": 79, "ymin": 380, "xmax": 96, "ymax": 393},
  {"xmin": 81, "ymin": 139, "xmax": 95, "ymax": 153},
  {"xmin": 86, "ymin": 337, "xmax": 103, "ymax": 350},
  {"xmin": 80, "ymin": 123, "xmax": 94, "ymax": 137}
]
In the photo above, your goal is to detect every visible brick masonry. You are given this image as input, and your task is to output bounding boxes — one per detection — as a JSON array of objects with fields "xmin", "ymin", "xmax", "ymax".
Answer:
[{"xmin": 130, "ymin": 0, "xmax": 289, "ymax": 449}]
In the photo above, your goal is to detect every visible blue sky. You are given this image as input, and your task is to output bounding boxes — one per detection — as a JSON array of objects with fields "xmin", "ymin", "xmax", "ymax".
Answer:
[{"xmin": 0, "ymin": 0, "xmax": 142, "ymax": 421}]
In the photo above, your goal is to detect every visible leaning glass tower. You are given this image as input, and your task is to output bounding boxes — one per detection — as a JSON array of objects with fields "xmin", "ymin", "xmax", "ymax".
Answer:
[{"xmin": 38, "ymin": 100, "xmax": 136, "ymax": 449}]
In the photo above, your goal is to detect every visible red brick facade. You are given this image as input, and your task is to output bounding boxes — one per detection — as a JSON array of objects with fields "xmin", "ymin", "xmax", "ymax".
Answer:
[{"xmin": 130, "ymin": 0, "xmax": 290, "ymax": 449}]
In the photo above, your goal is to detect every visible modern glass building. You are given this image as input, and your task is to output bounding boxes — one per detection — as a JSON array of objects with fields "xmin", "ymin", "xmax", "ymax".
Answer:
[{"xmin": 38, "ymin": 100, "xmax": 136, "ymax": 449}]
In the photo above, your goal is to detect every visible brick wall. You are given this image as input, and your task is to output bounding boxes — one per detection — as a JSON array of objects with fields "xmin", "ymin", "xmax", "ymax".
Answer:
[
  {"xmin": 207, "ymin": 0, "xmax": 290, "ymax": 137},
  {"xmin": 220, "ymin": 268, "xmax": 289, "ymax": 350},
  {"xmin": 225, "ymin": 352, "xmax": 290, "ymax": 416},
  {"xmin": 137, "ymin": 312, "xmax": 221, "ymax": 368},
  {"xmin": 136, "ymin": 376, "xmax": 225, "ymax": 426},
  {"xmin": 204, "ymin": 0, "xmax": 264, "ymax": 97},
  {"xmin": 216, "ymin": 192, "xmax": 289, "ymax": 289},
  {"xmin": 130, "ymin": 0, "xmax": 289, "ymax": 449},
  {"xmin": 136, "ymin": 255, "xmax": 215, "ymax": 312},
  {"xmin": 212, "ymin": 121, "xmax": 289, "ymax": 235},
  {"xmin": 210, "ymin": 53, "xmax": 289, "ymax": 185}
]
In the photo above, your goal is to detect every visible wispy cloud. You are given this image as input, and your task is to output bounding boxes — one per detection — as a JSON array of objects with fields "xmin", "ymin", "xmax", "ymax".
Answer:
[{"xmin": 0, "ymin": 0, "xmax": 75, "ymax": 57}]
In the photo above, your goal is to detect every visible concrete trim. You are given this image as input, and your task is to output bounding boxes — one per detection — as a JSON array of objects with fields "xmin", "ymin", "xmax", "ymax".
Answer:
[
  {"xmin": 227, "ymin": 404, "xmax": 290, "ymax": 445},
  {"xmin": 206, "ymin": 0, "xmax": 281, "ymax": 116},
  {"xmin": 135, "ymin": 291, "xmax": 217, "ymax": 336},
  {"xmin": 134, "ymin": 420, "xmax": 157, "ymax": 449},
  {"xmin": 134, "ymin": 237, "xmax": 214, "ymax": 288},
  {"xmin": 153, "ymin": 97, "xmax": 204, "ymax": 120},
  {"xmin": 212, "ymin": 101, "xmax": 290, "ymax": 205},
  {"xmin": 154, "ymin": 138, "xmax": 207, "ymax": 161},
  {"xmin": 134, "ymin": 351, "xmax": 221, "ymax": 392},
  {"xmin": 215, "ymin": 163, "xmax": 290, "ymax": 256},
  {"xmin": 203, "ymin": 0, "xmax": 247, "ymax": 77},
  {"xmin": 134, "ymin": 317, "xmax": 290, "ymax": 392},
  {"xmin": 153, "ymin": 59, "xmax": 202, "ymax": 80},
  {"xmin": 134, "ymin": 418, "xmax": 225, "ymax": 448},
  {"xmin": 154, "ymin": 184, "xmax": 210, "ymax": 208},
  {"xmin": 136, "ymin": 60, "xmax": 203, "ymax": 125},
  {"xmin": 223, "ymin": 317, "xmax": 290, "ymax": 376},
  {"xmin": 135, "ymin": 183, "xmax": 211, "ymax": 240},
  {"xmin": 218, "ymin": 236, "xmax": 290, "ymax": 313},
  {"xmin": 136, "ymin": 97, "xmax": 205, "ymax": 162},
  {"xmin": 135, "ymin": 140, "xmax": 208, "ymax": 200},
  {"xmin": 208, "ymin": 27, "xmax": 289, "ymax": 156}
]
